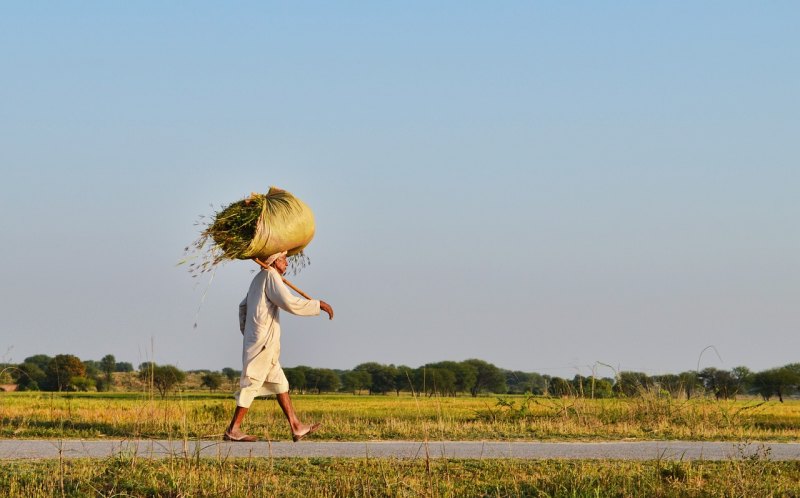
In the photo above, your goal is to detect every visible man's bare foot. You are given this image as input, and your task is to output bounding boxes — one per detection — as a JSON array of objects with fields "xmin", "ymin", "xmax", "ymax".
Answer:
[
  {"xmin": 224, "ymin": 428, "xmax": 258, "ymax": 442},
  {"xmin": 292, "ymin": 423, "xmax": 321, "ymax": 442}
]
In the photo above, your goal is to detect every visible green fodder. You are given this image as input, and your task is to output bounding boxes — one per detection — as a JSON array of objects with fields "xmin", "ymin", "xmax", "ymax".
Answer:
[
  {"xmin": 2, "ymin": 457, "xmax": 800, "ymax": 497},
  {"xmin": 204, "ymin": 195, "xmax": 264, "ymax": 261}
]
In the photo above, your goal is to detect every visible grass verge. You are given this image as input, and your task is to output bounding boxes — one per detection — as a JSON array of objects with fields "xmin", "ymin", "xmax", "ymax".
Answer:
[{"xmin": 2, "ymin": 456, "xmax": 799, "ymax": 497}]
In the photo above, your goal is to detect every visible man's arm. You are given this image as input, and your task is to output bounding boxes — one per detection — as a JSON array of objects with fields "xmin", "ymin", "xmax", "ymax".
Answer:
[
  {"xmin": 238, "ymin": 298, "xmax": 247, "ymax": 334},
  {"xmin": 264, "ymin": 270, "xmax": 321, "ymax": 317}
]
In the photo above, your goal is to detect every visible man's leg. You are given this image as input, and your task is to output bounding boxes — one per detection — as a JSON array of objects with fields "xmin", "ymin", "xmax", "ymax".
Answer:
[
  {"xmin": 224, "ymin": 405, "xmax": 257, "ymax": 441},
  {"xmin": 276, "ymin": 392, "xmax": 320, "ymax": 441},
  {"xmin": 226, "ymin": 378, "xmax": 260, "ymax": 442},
  {"xmin": 227, "ymin": 406, "xmax": 248, "ymax": 433}
]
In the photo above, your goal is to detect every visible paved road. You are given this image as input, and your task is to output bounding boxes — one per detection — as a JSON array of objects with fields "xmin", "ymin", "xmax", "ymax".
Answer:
[{"xmin": 2, "ymin": 439, "xmax": 799, "ymax": 460}]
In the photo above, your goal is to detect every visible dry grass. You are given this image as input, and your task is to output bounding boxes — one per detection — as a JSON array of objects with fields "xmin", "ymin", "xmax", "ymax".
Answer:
[{"xmin": 1, "ymin": 392, "xmax": 799, "ymax": 442}]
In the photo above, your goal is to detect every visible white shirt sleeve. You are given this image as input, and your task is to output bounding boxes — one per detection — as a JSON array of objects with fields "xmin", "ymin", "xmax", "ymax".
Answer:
[{"xmin": 264, "ymin": 269, "xmax": 321, "ymax": 316}]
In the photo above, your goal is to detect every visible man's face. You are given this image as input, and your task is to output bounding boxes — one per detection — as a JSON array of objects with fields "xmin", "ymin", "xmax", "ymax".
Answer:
[{"xmin": 274, "ymin": 255, "xmax": 288, "ymax": 275}]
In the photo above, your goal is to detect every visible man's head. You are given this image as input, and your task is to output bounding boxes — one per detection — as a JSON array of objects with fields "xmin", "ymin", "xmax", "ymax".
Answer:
[
  {"xmin": 260, "ymin": 251, "xmax": 288, "ymax": 275},
  {"xmin": 272, "ymin": 254, "xmax": 288, "ymax": 275},
  {"xmin": 260, "ymin": 251, "xmax": 286, "ymax": 267}
]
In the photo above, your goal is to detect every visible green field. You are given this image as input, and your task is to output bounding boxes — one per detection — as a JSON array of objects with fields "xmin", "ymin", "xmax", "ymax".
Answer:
[
  {"xmin": 2, "ymin": 456, "xmax": 799, "ymax": 497},
  {"xmin": 1, "ymin": 391, "xmax": 799, "ymax": 441}
]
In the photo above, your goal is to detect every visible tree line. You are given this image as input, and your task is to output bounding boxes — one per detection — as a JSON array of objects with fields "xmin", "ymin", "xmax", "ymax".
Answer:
[
  {"xmin": 2, "ymin": 354, "xmax": 799, "ymax": 402},
  {"xmin": 1, "ymin": 354, "xmax": 133, "ymax": 392}
]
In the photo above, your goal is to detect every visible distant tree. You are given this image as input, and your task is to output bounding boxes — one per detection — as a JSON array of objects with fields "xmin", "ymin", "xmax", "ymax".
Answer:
[
  {"xmin": 393, "ymin": 365, "xmax": 414, "ymax": 395},
  {"xmin": 80, "ymin": 360, "xmax": 106, "ymax": 390},
  {"xmin": 139, "ymin": 362, "xmax": 156, "ymax": 373},
  {"xmin": 784, "ymin": 363, "xmax": 800, "ymax": 384},
  {"xmin": 501, "ymin": 369, "xmax": 528, "ymax": 394},
  {"xmin": 306, "ymin": 368, "xmax": 340, "ymax": 393},
  {"xmin": 44, "ymin": 355, "xmax": 87, "ymax": 391},
  {"xmin": 100, "ymin": 354, "xmax": 116, "ymax": 387},
  {"xmin": 139, "ymin": 365, "xmax": 186, "ymax": 397},
  {"xmin": 529, "ymin": 373, "xmax": 548, "ymax": 395},
  {"xmin": 115, "ymin": 362, "xmax": 134, "ymax": 372},
  {"xmin": 71, "ymin": 376, "xmax": 97, "ymax": 392},
  {"xmin": 284, "ymin": 367, "xmax": 307, "ymax": 392},
  {"xmin": 354, "ymin": 363, "xmax": 395, "ymax": 394},
  {"xmin": 303, "ymin": 368, "xmax": 320, "ymax": 393},
  {"xmin": 731, "ymin": 366, "xmax": 753, "ymax": 393},
  {"xmin": 82, "ymin": 360, "xmax": 101, "ymax": 376},
  {"xmin": 427, "ymin": 361, "xmax": 477, "ymax": 395},
  {"xmin": 201, "ymin": 372, "xmax": 223, "ymax": 392},
  {"xmin": 548, "ymin": 376, "xmax": 572, "ymax": 397},
  {"xmin": 320, "ymin": 369, "xmax": 341, "ymax": 393},
  {"xmin": 570, "ymin": 375, "xmax": 613, "ymax": 399},
  {"xmin": 93, "ymin": 378, "xmax": 108, "ymax": 393},
  {"xmin": 14, "ymin": 362, "xmax": 46, "ymax": 391},
  {"xmin": 24, "ymin": 354, "xmax": 52, "ymax": 372},
  {"xmin": 411, "ymin": 366, "xmax": 456, "ymax": 396},
  {"xmin": 614, "ymin": 371, "xmax": 653, "ymax": 397},
  {"xmin": 591, "ymin": 378, "xmax": 614, "ymax": 398},
  {"xmin": 0, "ymin": 364, "xmax": 14, "ymax": 384},
  {"xmin": 412, "ymin": 364, "xmax": 438, "ymax": 393},
  {"xmin": 652, "ymin": 374, "xmax": 683, "ymax": 398},
  {"xmin": 752, "ymin": 367, "xmax": 799, "ymax": 402},
  {"xmin": 220, "ymin": 367, "xmax": 240, "ymax": 389},
  {"xmin": 698, "ymin": 368, "xmax": 739, "ymax": 400},
  {"xmin": 677, "ymin": 371, "xmax": 702, "ymax": 399},
  {"xmin": 288, "ymin": 366, "xmax": 314, "ymax": 392},
  {"xmin": 383, "ymin": 364, "xmax": 400, "ymax": 393},
  {"xmin": 463, "ymin": 359, "xmax": 506, "ymax": 396},
  {"xmin": 752, "ymin": 370, "xmax": 778, "ymax": 401},
  {"xmin": 342, "ymin": 370, "xmax": 371, "ymax": 394},
  {"xmin": 505, "ymin": 370, "xmax": 546, "ymax": 395},
  {"xmin": 571, "ymin": 375, "xmax": 588, "ymax": 397}
]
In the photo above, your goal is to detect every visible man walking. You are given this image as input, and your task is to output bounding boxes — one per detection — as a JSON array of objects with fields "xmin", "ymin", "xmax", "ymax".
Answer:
[{"xmin": 224, "ymin": 251, "xmax": 334, "ymax": 442}]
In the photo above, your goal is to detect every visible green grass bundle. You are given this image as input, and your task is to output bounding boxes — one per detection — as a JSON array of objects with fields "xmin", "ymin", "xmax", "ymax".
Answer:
[{"xmin": 185, "ymin": 187, "xmax": 315, "ymax": 274}]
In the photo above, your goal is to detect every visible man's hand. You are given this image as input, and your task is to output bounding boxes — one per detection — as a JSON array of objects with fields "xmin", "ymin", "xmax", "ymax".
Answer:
[{"xmin": 320, "ymin": 300, "xmax": 334, "ymax": 320}]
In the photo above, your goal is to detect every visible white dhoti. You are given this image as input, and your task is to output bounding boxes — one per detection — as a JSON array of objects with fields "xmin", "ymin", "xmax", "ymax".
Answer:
[
  {"xmin": 235, "ymin": 362, "xmax": 289, "ymax": 408},
  {"xmin": 235, "ymin": 265, "xmax": 320, "ymax": 408}
]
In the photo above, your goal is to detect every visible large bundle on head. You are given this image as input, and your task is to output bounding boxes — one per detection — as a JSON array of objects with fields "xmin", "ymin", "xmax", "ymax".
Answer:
[{"xmin": 186, "ymin": 187, "xmax": 315, "ymax": 274}]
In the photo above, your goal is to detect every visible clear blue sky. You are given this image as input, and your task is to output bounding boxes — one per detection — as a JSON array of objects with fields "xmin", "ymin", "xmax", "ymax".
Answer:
[{"xmin": 1, "ymin": 2, "xmax": 797, "ymax": 378}]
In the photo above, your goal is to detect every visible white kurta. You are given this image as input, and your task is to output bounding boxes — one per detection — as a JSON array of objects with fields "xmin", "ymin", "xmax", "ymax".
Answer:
[{"xmin": 237, "ymin": 267, "xmax": 320, "ymax": 404}]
